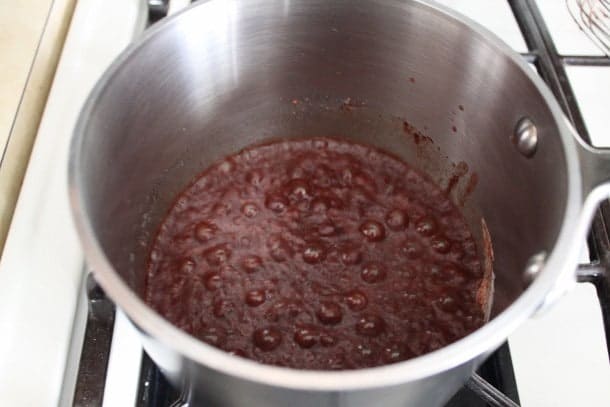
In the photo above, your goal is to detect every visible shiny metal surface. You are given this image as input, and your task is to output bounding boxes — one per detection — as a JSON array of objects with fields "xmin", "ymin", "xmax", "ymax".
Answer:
[
  {"xmin": 522, "ymin": 252, "xmax": 547, "ymax": 285},
  {"xmin": 513, "ymin": 117, "xmax": 538, "ymax": 158},
  {"xmin": 68, "ymin": 0, "xmax": 610, "ymax": 406}
]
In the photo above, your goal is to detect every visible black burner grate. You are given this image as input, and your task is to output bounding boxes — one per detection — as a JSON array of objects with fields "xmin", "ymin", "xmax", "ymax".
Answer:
[{"xmin": 73, "ymin": 1, "xmax": 610, "ymax": 406}]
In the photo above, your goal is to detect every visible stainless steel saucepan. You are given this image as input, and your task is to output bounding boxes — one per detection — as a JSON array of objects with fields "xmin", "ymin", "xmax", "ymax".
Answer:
[{"xmin": 68, "ymin": 0, "xmax": 610, "ymax": 405}]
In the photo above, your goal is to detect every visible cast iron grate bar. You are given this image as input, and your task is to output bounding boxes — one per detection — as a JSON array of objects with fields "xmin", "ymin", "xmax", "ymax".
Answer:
[
  {"xmin": 579, "ymin": 209, "xmax": 610, "ymax": 358},
  {"xmin": 519, "ymin": 52, "xmax": 538, "ymax": 63},
  {"xmin": 563, "ymin": 55, "xmax": 610, "ymax": 66},
  {"xmin": 148, "ymin": 0, "xmax": 169, "ymax": 24},
  {"xmin": 466, "ymin": 374, "xmax": 520, "ymax": 407},
  {"xmin": 137, "ymin": 352, "xmax": 180, "ymax": 407},
  {"xmin": 509, "ymin": 0, "xmax": 576, "ymax": 120},
  {"xmin": 72, "ymin": 275, "xmax": 116, "ymax": 407}
]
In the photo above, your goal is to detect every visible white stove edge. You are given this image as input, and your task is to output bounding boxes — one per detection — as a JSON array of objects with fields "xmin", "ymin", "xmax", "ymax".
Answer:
[{"xmin": 0, "ymin": 0, "xmax": 145, "ymax": 405}]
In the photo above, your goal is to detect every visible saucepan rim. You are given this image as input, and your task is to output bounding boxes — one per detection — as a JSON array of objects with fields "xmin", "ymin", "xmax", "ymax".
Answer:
[{"xmin": 68, "ymin": 0, "xmax": 586, "ymax": 391}]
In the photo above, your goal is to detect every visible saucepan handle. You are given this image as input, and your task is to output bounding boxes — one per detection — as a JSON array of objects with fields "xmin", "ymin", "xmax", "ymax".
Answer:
[
  {"xmin": 571, "ymin": 127, "xmax": 610, "ymax": 347},
  {"xmin": 571, "ymin": 120, "xmax": 610, "ymax": 252},
  {"xmin": 531, "ymin": 120, "xmax": 610, "ymax": 316},
  {"xmin": 575, "ymin": 138, "xmax": 610, "ymax": 207},
  {"xmin": 570, "ymin": 122, "xmax": 610, "ymax": 291}
]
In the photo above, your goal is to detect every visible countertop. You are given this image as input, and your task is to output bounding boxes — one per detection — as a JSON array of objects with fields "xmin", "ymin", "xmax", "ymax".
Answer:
[{"xmin": 0, "ymin": 0, "xmax": 76, "ymax": 254}]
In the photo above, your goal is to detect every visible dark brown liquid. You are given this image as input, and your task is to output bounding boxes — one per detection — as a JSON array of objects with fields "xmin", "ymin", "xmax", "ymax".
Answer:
[{"xmin": 145, "ymin": 138, "xmax": 484, "ymax": 370}]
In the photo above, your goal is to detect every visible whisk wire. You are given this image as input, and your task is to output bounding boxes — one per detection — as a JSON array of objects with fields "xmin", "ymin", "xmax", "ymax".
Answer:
[{"xmin": 567, "ymin": 0, "xmax": 610, "ymax": 56}]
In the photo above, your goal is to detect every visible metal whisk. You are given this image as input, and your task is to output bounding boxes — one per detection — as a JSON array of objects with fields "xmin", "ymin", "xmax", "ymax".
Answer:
[{"xmin": 566, "ymin": 0, "xmax": 610, "ymax": 55}]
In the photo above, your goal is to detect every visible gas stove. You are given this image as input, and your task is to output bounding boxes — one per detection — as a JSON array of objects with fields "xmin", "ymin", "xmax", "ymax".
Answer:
[{"xmin": 0, "ymin": 1, "xmax": 608, "ymax": 406}]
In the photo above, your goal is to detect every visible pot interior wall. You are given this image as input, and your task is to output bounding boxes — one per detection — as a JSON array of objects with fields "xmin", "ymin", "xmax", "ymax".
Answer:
[{"xmin": 76, "ymin": 0, "xmax": 567, "ymax": 318}]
